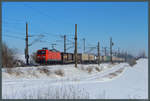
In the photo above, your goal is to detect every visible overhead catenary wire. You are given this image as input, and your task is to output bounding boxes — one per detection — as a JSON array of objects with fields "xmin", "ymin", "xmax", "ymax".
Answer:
[
  {"xmin": 3, "ymin": 25, "xmax": 49, "ymax": 37},
  {"xmin": 23, "ymin": 4, "xmax": 74, "ymax": 25},
  {"xmin": 3, "ymin": 34, "xmax": 25, "ymax": 40},
  {"xmin": 3, "ymin": 35, "xmax": 25, "ymax": 40},
  {"xmin": 3, "ymin": 29, "xmax": 26, "ymax": 36}
]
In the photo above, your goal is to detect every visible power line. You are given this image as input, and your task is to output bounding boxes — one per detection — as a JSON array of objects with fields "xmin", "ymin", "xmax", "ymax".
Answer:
[
  {"xmin": 23, "ymin": 4, "xmax": 74, "ymax": 25},
  {"xmin": 3, "ymin": 28, "xmax": 48, "ymax": 39},
  {"xmin": 3, "ymin": 34, "xmax": 25, "ymax": 40},
  {"xmin": 4, "ymin": 33, "xmax": 45, "ymax": 47},
  {"xmin": 3, "ymin": 29, "xmax": 25, "ymax": 36}
]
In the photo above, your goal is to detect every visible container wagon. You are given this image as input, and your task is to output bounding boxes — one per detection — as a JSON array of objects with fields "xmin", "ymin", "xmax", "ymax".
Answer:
[
  {"xmin": 61, "ymin": 52, "xmax": 74, "ymax": 64},
  {"xmin": 81, "ymin": 54, "xmax": 89, "ymax": 63},
  {"xmin": 88, "ymin": 54, "xmax": 95, "ymax": 63},
  {"xmin": 81, "ymin": 54, "xmax": 95, "ymax": 64}
]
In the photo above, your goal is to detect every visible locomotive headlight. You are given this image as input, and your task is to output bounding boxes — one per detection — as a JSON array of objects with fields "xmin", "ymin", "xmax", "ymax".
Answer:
[{"xmin": 43, "ymin": 56, "xmax": 45, "ymax": 58}]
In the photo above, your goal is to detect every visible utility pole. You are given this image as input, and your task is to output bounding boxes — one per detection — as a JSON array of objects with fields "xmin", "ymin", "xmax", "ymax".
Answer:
[
  {"xmin": 25, "ymin": 22, "xmax": 29, "ymax": 65},
  {"xmin": 64, "ymin": 35, "xmax": 66, "ymax": 53},
  {"xmin": 110, "ymin": 37, "xmax": 113, "ymax": 64},
  {"xmin": 118, "ymin": 48, "xmax": 120, "ymax": 57},
  {"xmin": 104, "ymin": 47, "xmax": 107, "ymax": 56},
  {"xmin": 74, "ymin": 24, "xmax": 77, "ymax": 68},
  {"xmin": 114, "ymin": 51, "xmax": 116, "ymax": 56},
  {"xmin": 97, "ymin": 41, "xmax": 100, "ymax": 65},
  {"xmin": 125, "ymin": 51, "xmax": 127, "ymax": 62},
  {"xmin": 83, "ymin": 38, "xmax": 85, "ymax": 53}
]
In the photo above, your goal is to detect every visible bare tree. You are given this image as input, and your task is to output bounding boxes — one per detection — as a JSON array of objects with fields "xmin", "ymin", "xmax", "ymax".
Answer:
[{"xmin": 2, "ymin": 43, "xmax": 17, "ymax": 67}]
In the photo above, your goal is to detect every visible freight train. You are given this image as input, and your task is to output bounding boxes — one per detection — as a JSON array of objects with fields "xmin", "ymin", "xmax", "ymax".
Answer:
[{"xmin": 36, "ymin": 48, "xmax": 125, "ymax": 64}]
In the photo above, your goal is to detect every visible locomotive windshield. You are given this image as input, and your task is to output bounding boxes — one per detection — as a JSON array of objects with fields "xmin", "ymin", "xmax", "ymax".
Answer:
[{"xmin": 37, "ymin": 51, "xmax": 46, "ymax": 55}]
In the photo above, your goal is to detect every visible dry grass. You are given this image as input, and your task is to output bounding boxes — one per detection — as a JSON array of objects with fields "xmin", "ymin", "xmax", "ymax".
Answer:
[
  {"xmin": 27, "ymin": 70, "xmax": 39, "ymax": 78},
  {"xmin": 6, "ymin": 68, "xmax": 13, "ymax": 74},
  {"xmin": 55, "ymin": 69, "xmax": 64, "ymax": 76},
  {"xmin": 38, "ymin": 67, "xmax": 51, "ymax": 76},
  {"xmin": 109, "ymin": 73, "xmax": 117, "ymax": 76},
  {"xmin": 109, "ymin": 73, "xmax": 118, "ymax": 79},
  {"xmin": 14, "ymin": 69, "xmax": 24, "ymax": 76},
  {"xmin": 15, "ymin": 71, "xmax": 21, "ymax": 76},
  {"xmin": 116, "ymin": 68, "xmax": 124, "ymax": 73},
  {"xmin": 95, "ymin": 67, "xmax": 101, "ymax": 72},
  {"xmin": 86, "ymin": 67, "xmax": 93, "ymax": 73},
  {"xmin": 3, "ymin": 84, "xmax": 90, "ymax": 99},
  {"xmin": 32, "ymin": 71, "xmax": 39, "ymax": 78},
  {"xmin": 6, "ymin": 68, "xmax": 24, "ymax": 76}
]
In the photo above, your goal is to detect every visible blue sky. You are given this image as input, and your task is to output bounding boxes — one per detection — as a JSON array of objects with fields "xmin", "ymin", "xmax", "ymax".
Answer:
[{"xmin": 2, "ymin": 2, "xmax": 148, "ymax": 56}]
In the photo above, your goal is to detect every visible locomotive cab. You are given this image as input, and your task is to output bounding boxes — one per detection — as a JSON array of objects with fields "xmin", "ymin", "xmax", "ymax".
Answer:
[{"xmin": 36, "ymin": 49, "xmax": 47, "ymax": 63}]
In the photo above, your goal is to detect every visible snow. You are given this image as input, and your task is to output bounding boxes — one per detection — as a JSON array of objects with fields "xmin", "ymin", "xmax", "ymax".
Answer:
[
  {"xmin": 2, "ymin": 59, "xmax": 148, "ymax": 99},
  {"xmin": 15, "ymin": 54, "xmax": 26, "ymax": 62}
]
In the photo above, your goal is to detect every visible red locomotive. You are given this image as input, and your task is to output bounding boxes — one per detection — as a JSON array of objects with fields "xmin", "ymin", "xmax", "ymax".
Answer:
[{"xmin": 36, "ymin": 48, "xmax": 61, "ymax": 64}]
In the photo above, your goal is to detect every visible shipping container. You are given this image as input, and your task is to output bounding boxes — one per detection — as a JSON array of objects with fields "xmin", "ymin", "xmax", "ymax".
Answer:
[
  {"xmin": 61, "ymin": 53, "xmax": 74, "ymax": 63},
  {"xmin": 67, "ymin": 53, "xmax": 74, "ymax": 60},
  {"xmin": 112, "ymin": 56, "xmax": 116, "ymax": 61},
  {"xmin": 100, "ymin": 56, "xmax": 103, "ymax": 61},
  {"xmin": 88, "ymin": 54, "xmax": 95, "ymax": 61},
  {"xmin": 82, "ymin": 54, "xmax": 89, "ymax": 61},
  {"xmin": 104, "ymin": 56, "xmax": 110, "ymax": 62},
  {"xmin": 61, "ymin": 53, "xmax": 67, "ymax": 61}
]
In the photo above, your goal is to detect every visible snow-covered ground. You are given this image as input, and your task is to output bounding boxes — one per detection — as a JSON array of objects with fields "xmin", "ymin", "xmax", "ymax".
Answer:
[
  {"xmin": 2, "ymin": 59, "xmax": 148, "ymax": 99},
  {"xmin": 15, "ymin": 54, "xmax": 26, "ymax": 63}
]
